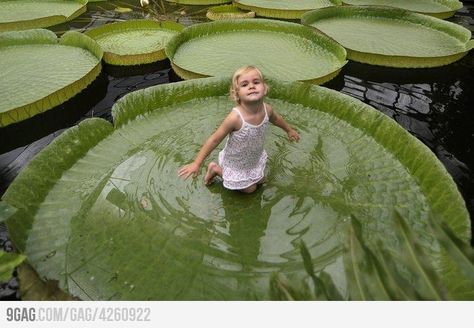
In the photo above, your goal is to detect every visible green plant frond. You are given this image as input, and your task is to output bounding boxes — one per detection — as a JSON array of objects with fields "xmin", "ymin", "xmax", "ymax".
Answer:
[{"xmin": 0, "ymin": 251, "xmax": 26, "ymax": 282}]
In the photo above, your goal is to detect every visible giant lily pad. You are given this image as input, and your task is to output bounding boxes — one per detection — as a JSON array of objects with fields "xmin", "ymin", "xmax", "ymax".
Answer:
[
  {"xmin": 1, "ymin": 77, "xmax": 471, "ymax": 300},
  {"xmin": 0, "ymin": 29, "xmax": 102, "ymax": 127},
  {"xmin": 85, "ymin": 20, "xmax": 184, "ymax": 66},
  {"xmin": 166, "ymin": 19, "xmax": 347, "ymax": 84},
  {"xmin": 342, "ymin": 0, "xmax": 463, "ymax": 19},
  {"xmin": 301, "ymin": 6, "xmax": 474, "ymax": 68},
  {"xmin": 234, "ymin": 0, "xmax": 341, "ymax": 19},
  {"xmin": 0, "ymin": 0, "xmax": 87, "ymax": 32}
]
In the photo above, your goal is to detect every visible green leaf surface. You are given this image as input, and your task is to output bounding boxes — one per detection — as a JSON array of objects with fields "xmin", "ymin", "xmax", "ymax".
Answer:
[
  {"xmin": 86, "ymin": 20, "xmax": 184, "ymax": 66},
  {"xmin": 0, "ymin": 0, "xmax": 87, "ymax": 31},
  {"xmin": 342, "ymin": 0, "xmax": 462, "ymax": 19},
  {"xmin": 166, "ymin": 0, "xmax": 230, "ymax": 4},
  {"xmin": 234, "ymin": 0, "xmax": 341, "ymax": 19},
  {"xmin": 166, "ymin": 19, "xmax": 347, "ymax": 84},
  {"xmin": 206, "ymin": 4, "xmax": 255, "ymax": 20},
  {"xmin": 3, "ymin": 77, "xmax": 470, "ymax": 300},
  {"xmin": 301, "ymin": 6, "xmax": 473, "ymax": 67},
  {"xmin": 0, "ymin": 250, "xmax": 26, "ymax": 282},
  {"xmin": 0, "ymin": 29, "xmax": 103, "ymax": 127}
]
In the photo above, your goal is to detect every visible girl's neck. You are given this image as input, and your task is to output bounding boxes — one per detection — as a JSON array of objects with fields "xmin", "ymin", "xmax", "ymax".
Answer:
[{"xmin": 239, "ymin": 100, "xmax": 264, "ymax": 114}]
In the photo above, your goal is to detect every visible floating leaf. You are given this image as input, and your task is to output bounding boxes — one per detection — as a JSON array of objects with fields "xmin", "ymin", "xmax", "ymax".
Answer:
[
  {"xmin": 206, "ymin": 4, "xmax": 255, "ymax": 20},
  {"xmin": 0, "ymin": 29, "xmax": 103, "ymax": 127},
  {"xmin": 234, "ymin": 0, "xmax": 341, "ymax": 19},
  {"xmin": 0, "ymin": 0, "xmax": 87, "ymax": 31},
  {"xmin": 166, "ymin": 0, "xmax": 230, "ymax": 4},
  {"xmin": 2, "ymin": 77, "xmax": 470, "ymax": 300},
  {"xmin": 301, "ymin": 6, "xmax": 474, "ymax": 67},
  {"xmin": 166, "ymin": 19, "xmax": 347, "ymax": 83},
  {"xmin": 86, "ymin": 20, "xmax": 183, "ymax": 66},
  {"xmin": 342, "ymin": 0, "xmax": 463, "ymax": 19}
]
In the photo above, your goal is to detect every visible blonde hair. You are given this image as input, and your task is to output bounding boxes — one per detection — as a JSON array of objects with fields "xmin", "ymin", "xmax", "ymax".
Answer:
[{"xmin": 229, "ymin": 65, "xmax": 269, "ymax": 104}]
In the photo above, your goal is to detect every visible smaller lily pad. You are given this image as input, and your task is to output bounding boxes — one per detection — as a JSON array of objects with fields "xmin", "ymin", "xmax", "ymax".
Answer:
[
  {"xmin": 166, "ymin": 0, "xmax": 231, "ymax": 4},
  {"xmin": 234, "ymin": 0, "xmax": 341, "ymax": 19},
  {"xmin": 342, "ymin": 0, "xmax": 463, "ymax": 19},
  {"xmin": 0, "ymin": 0, "xmax": 87, "ymax": 32},
  {"xmin": 85, "ymin": 20, "xmax": 184, "ymax": 66},
  {"xmin": 0, "ymin": 29, "xmax": 103, "ymax": 127},
  {"xmin": 166, "ymin": 19, "xmax": 347, "ymax": 84},
  {"xmin": 301, "ymin": 6, "xmax": 474, "ymax": 68},
  {"xmin": 206, "ymin": 4, "xmax": 255, "ymax": 20}
]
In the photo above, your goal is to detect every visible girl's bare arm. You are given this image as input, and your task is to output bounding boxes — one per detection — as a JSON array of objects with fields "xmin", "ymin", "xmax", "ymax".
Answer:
[
  {"xmin": 178, "ymin": 112, "xmax": 239, "ymax": 179},
  {"xmin": 267, "ymin": 104, "xmax": 300, "ymax": 142}
]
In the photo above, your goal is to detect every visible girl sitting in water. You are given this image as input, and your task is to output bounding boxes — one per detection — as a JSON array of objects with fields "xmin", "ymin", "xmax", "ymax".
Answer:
[{"xmin": 178, "ymin": 65, "xmax": 300, "ymax": 193}]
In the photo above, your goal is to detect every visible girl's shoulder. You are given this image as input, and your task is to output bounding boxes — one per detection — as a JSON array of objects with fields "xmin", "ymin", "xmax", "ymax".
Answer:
[{"xmin": 264, "ymin": 102, "xmax": 274, "ymax": 117}]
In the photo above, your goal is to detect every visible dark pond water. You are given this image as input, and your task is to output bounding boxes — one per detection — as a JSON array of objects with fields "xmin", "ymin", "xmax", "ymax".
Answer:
[{"xmin": 0, "ymin": 1, "xmax": 473, "ymax": 300}]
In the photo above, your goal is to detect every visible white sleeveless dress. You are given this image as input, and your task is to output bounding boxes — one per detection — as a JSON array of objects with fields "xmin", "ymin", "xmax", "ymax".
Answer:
[{"xmin": 218, "ymin": 105, "xmax": 269, "ymax": 190}]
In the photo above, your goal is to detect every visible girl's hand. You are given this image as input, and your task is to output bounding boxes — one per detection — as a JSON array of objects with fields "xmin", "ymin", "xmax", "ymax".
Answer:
[
  {"xmin": 287, "ymin": 129, "xmax": 300, "ymax": 142},
  {"xmin": 178, "ymin": 162, "xmax": 200, "ymax": 179}
]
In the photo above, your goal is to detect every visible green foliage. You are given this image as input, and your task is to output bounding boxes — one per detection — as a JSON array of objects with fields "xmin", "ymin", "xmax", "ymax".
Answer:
[
  {"xmin": 272, "ymin": 212, "xmax": 474, "ymax": 300},
  {"xmin": 0, "ymin": 250, "xmax": 25, "ymax": 282}
]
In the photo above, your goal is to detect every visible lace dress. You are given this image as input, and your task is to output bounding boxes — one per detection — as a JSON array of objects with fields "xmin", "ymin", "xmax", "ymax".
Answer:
[{"xmin": 218, "ymin": 105, "xmax": 269, "ymax": 190}]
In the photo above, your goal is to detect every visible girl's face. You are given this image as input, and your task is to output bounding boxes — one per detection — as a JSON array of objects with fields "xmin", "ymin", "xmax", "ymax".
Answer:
[{"xmin": 236, "ymin": 70, "xmax": 266, "ymax": 104}]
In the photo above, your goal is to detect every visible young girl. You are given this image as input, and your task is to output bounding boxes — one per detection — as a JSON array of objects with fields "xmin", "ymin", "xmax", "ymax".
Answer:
[{"xmin": 178, "ymin": 65, "xmax": 300, "ymax": 193}]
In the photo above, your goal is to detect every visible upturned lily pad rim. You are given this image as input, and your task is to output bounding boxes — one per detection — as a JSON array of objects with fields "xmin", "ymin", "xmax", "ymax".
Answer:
[
  {"xmin": 234, "ymin": 0, "xmax": 342, "ymax": 19},
  {"xmin": 206, "ymin": 4, "xmax": 256, "ymax": 20},
  {"xmin": 0, "ymin": 0, "xmax": 88, "ymax": 32},
  {"xmin": 341, "ymin": 0, "xmax": 463, "ymax": 19},
  {"xmin": 85, "ymin": 19, "xmax": 184, "ymax": 66},
  {"xmin": 165, "ymin": 18, "xmax": 347, "ymax": 84},
  {"xmin": 301, "ymin": 6, "xmax": 474, "ymax": 67},
  {"xmin": 165, "ymin": 0, "xmax": 231, "ymax": 4},
  {"xmin": 0, "ymin": 28, "xmax": 103, "ymax": 127}
]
